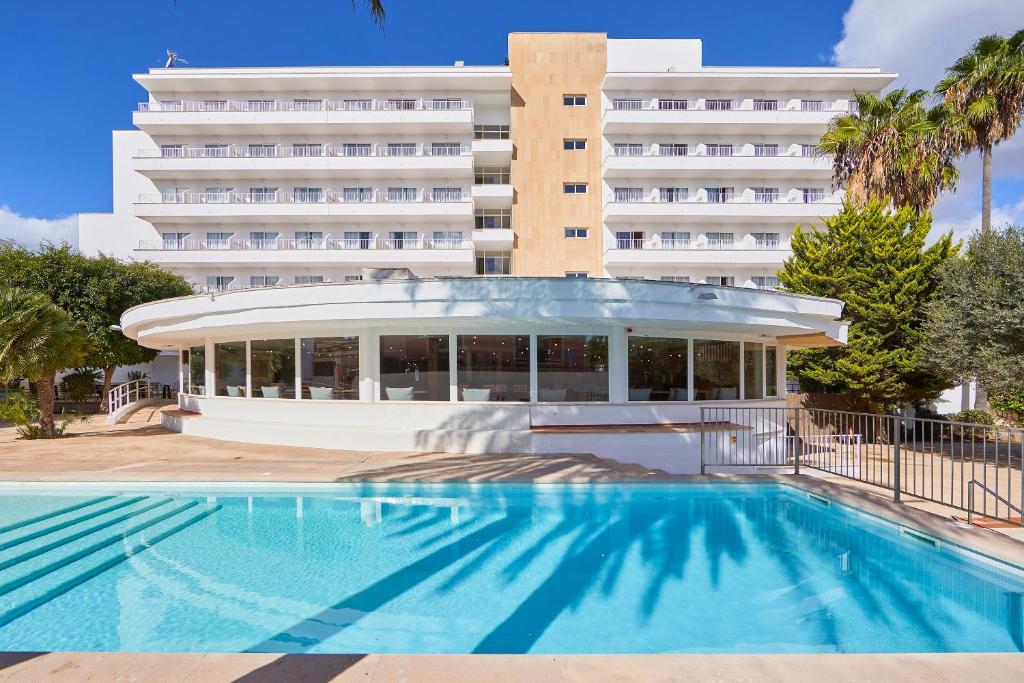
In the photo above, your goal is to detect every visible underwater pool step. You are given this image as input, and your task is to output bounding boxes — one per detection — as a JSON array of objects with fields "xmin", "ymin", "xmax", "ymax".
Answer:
[
  {"xmin": 0, "ymin": 496, "xmax": 117, "ymax": 536},
  {"xmin": 0, "ymin": 502, "xmax": 221, "ymax": 629},
  {"xmin": 0, "ymin": 498, "xmax": 176, "ymax": 572},
  {"xmin": 0, "ymin": 497, "xmax": 148, "ymax": 551}
]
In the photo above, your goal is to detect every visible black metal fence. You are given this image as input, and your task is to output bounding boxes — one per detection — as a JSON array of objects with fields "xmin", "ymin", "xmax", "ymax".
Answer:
[{"xmin": 699, "ymin": 406, "xmax": 1024, "ymax": 526}]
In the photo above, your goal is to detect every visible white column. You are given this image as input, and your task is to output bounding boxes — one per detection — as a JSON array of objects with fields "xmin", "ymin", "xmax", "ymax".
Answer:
[
  {"xmin": 294, "ymin": 337, "xmax": 302, "ymax": 399},
  {"xmin": 448, "ymin": 332, "xmax": 458, "ymax": 402},
  {"xmin": 177, "ymin": 348, "xmax": 184, "ymax": 396},
  {"xmin": 687, "ymin": 338, "xmax": 695, "ymax": 402},
  {"xmin": 204, "ymin": 339, "xmax": 215, "ymax": 397},
  {"xmin": 359, "ymin": 330, "xmax": 378, "ymax": 402},
  {"xmin": 779, "ymin": 345, "xmax": 788, "ymax": 398},
  {"xmin": 608, "ymin": 327, "xmax": 628, "ymax": 403},
  {"xmin": 529, "ymin": 333, "xmax": 538, "ymax": 402},
  {"xmin": 244, "ymin": 340, "xmax": 252, "ymax": 398},
  {"xmin": 740, "ymin": 341, "xmax": 747, "ymax": 401}
]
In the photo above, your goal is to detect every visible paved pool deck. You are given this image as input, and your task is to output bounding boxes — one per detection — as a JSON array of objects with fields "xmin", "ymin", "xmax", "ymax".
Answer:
[{"xmin": 1, "ymin": 407, "xmax": 1022, "ymax": 681}]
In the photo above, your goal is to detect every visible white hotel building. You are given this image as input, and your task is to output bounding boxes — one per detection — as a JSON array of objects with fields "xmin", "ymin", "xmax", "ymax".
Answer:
[{"xmin": 82, "ymin": 34, "xmax": 896, "ymax": 469}]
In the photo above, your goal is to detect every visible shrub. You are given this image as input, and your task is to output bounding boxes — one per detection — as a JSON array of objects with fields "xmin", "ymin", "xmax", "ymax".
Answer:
[
  {"xmin": 949, "ymin": 409, "xmax": 995, "ymax": 426},
  {"xmin": 0, "ymin": 392, "xmax": 87, "ymax": 439},
  {"xmin": 60, "ymin": 368, "xmax": 100, "ymax": 402}
]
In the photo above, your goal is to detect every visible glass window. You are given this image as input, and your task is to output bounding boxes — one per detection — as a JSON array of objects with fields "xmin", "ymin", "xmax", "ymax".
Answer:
[
  {"xmin": 563, "ymin": 94, "xmax": 587, "ymax": 106},
  {"xmin": 744, "ymin": 342, "xmax": 764, "ymax": 400},
  {"xmin": 187, "ymin": 346, "xmax": 205, "ymax": 395},
  {"xmin": 564, "ymin": 227, "xmax": 588, "ymax": 238},
  {"xmin": 766, "ymin": 345, "xmax": 778, "ymax": 397},
  {"xmin": 476, "ymin": 251, "xmax": 512, "ymax": 275},
  {"xmin": 628, "ymin": 337, "xmax": 689, "ymax": 401},
  {"xmin": 214, "ymin": 341, "xmax": 246, "ymax": 397},
  {"xmin": 457, "ymin": 335, "xmax": 530, "ymax": 402},
  {"xmin": 473, "ymin": 124, "xmax": 510, "ymax": 140},
  {"xmin": 563, "ymin": 138, "xmax": 587, "ymax": 150},
  {"xmin": 300, "ymin": 337, "xmax": 359, "ymax": 400},
  {"xmin": 537, "ymin": 335, "xmax": 608, "ymax": 402},
  {"xmin": 379, "ymin": 335, "xmax": 450, "ymax": 401},
  {"xmin": 475, "ymin": 209, "xmax": 511, "ymax": 230},
  {"xmin": 565, "ymin": 272, "xmax": 588, "ymax": 279},
  {"xmin": 250, "ymin": 339, "xmax": 296, "ymax": 399},
  {"xmin": 474, "ymin": 167, "xmax": 510, "ymax": 184},
  {"xmin": 693, "ymin": 340, "xmax": 740, "ymax": 401},
  {"xmin": 563, "ymin": 183, "xmax": 587, "ymax": 194}
]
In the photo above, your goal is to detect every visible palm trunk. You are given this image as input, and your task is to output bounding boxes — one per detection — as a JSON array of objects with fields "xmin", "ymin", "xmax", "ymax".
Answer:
[
  {"xmin": 101, "ymin": 366, "xmax": 116, "ymax": 412},
  {"xmin": 33, "ymin": 372, "xmax": 56, "ymax": 437},
  {"xmin": 981, "ymin": 143, "xmax": 992, "ymax": 232}
]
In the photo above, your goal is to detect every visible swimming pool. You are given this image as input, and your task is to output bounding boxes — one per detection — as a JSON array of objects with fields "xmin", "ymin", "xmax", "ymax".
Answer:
[{"xmin": 0, "ymin": 482, "xmax": 1020, "ymax": 654}]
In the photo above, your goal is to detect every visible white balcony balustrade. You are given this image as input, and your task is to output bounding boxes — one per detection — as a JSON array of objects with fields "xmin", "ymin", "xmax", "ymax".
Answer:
[
  {"xmin": 139, "ymin": 236, "xmax": 473, "ymax": 252},
  {"xmin": 608, "ymin": 98, "xmax": 847, "ymax": 113},
  {"xmin": 606, "ymin": 189, "xmax": 840, "ymax": 205},
  {"xmin": 606, "ymin": 143, "xmax": 826, "ymax": 158},
  {"xmin": 137, "ymin": 98, "xmax": 473, "ymax": 113},
  {"xmin": 608, "ymin": 236, "xmax": 789, "ymax": 251},
  {"xmin": 138, "ymin": 189, "xmax": 471, "ymax": 205},
  {"xmin": 136, "ymin": 143, "xmax": 469, "ymax": 159}
]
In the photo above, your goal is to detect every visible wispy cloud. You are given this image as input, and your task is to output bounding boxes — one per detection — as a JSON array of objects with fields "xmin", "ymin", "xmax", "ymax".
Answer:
[
  {"xmin": 833, "ymin": 0, "xmax": 1024, "ymax": 240},
  {"xmin": 0, "ymin": 206, "xmax": 79, "ymax": 249}
]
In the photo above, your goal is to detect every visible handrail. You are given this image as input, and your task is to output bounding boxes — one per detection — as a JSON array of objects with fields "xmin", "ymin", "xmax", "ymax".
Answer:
[
  {"xmin": 137, "ymin": 97, "xmax": 474, "ymax": 113},
  {"xmin": 135, "ymin": 143, "xmax": 470, "ymax": 159},
  {"xmin": 967, "ymin": 479, "xmax": 1023, "ymax": 525},
  {"xmin": 108, "ymin": 379, "xmax": 155, "ymax": 415}
]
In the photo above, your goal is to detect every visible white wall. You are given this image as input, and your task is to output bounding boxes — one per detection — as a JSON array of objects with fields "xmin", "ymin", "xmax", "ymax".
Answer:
[{"xmin": 607, "ymin": 39, "xmax": 703, "ymax": 72}]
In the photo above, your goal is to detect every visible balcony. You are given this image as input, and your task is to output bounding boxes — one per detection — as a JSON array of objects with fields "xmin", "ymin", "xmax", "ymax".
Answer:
[
  {"xmin": 604, "ymin": 237, "xmax": 791, "ymax": 267},
  {"xmin": 604, "ymin": 144, "xmax": 832, "ymax": 178},
  {"xmin": 136, "ymin": 235, "xmax": 475, "ymax": 268},
  {"xmin": 471, "ymin": 138, "xmax": 514, "ymax": 164},
  {"xmin": 470, "ymin": 228, "xmax": 515, "ymax": 249},
  {"xmin": 133, "ymin": 97, "xmax": 475, "ymax": 135},
  {"xmin": 133, "ymin": 143, "xmax": 473, "ymax": 179},
  {"xmin": 602, "ymin": 98, "xmax": 848, "ymax": 134},
  {"xmin": 471, "ymin": 183, "xmax": 513, "ymax": 208},
  {"xmin": 603, "ymin": 189, "xmax": 841, "ymax": 223},
  {"xmin": 134, "ymin": 190, "xmax": 473, "ymax": 224}
]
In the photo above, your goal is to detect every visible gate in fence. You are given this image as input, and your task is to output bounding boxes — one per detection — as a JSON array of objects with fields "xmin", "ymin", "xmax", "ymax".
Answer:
[{"xmin": 699, "ymin": 406, "xmax": 1024, "ymax": 526}]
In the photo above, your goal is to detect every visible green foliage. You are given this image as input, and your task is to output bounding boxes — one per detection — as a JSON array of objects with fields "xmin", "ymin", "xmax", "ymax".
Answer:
[
  {"xmin": 0, "ymin": 288, "xmax": 91, "ymax": 383},
  {"xmin": 950, "ymin": 409, "xmax": 996, "ymax": 426},
  {"xmin": 126, "ymin": 370, "xmax": 150, "ymax": 382},
  {"xmin": 60, "ymin": 368, "xmax": 101, "ymax": 402},
  {"xmin": 0, "ymin": 243, "xmax": 192, "ymax": 371},
  {"xmin": 0, "ymin": 391, "xmax": 86, "ymax": 439},
  {"xmin": 923, "ymin": 226, "xmax": 1024, "ymax": 397},
  {"xmin": 989, "ymin": 391, "xmax": 1024, "ymax": 426},
  {"xmin": 779, "ymin": 201, "xmax": 957, "ymax": 413}
]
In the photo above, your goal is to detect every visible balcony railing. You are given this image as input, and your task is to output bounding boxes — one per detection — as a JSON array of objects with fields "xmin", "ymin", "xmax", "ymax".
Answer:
[
  {"xmin": 607, "ymin": 144, "xmax": 828, "ymax": 158},
  {"xmin": 137, "ymin": 189, "xmax": 471, "ymax": 204},
  {"xmin": 608, "ymin": 98, "xmax": 847, "ymax": 113},
  {"xmin": 136, "ymin": 143, "xmax": 469, "ymax": 159},
  {"xmin": 139, "ymin": 236, "xmax": 473, "ymax": 252},
  {"xmin": 608, "ymin": 238, "xmax": 790, "ymax": 251},
  {"xmin": 607, "ymin": 190, "xmax": 840, "ymax": 204},
  {"xmin": 137, "ymin": 98, "xmax": 473, "ymax": 113}
]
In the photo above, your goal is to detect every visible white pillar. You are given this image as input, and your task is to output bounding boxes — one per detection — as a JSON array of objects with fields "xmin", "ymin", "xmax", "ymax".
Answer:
[
  {"xmin": 448, "ymin": 332, "xmax": 458, "ymax": 402},
  {"xmin": 204, "ymin": 339, "xmax": 215, "ymax": 397},
  {"xmin": 529, "ymin": 333, "xmax": 538, "ymax": 403},
  {"xmin": 177, "ymin": 348, "xmax": 184, "ymax": 397},
  {"xmin": 608, "ymin": 326, "xmax": 628, "ymax": 403},
  {"xmin": 359, "ymin": 330, "xmax": 378, "ymax": 402},
  {"xmin": 244, "ymin": 340, "xmax": 252, "ymax": 398},
  {"xmin": 687, "ymin": 338, "xmax": 695, "ymax": 402},
  {"xmin": 294, "ymin": 337, "xmax": 302, "ymax": 399},
  {"xmin": 779, "ymin": 345, "xmax": 788, "ymax": 398}
]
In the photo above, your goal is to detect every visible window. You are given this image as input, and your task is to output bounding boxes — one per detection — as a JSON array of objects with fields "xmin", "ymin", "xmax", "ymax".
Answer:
[
  {"xmin": 800, "ymin": 99, "xmax": 824, "ymax": 112},
  {"xmin": 613, "ymin": 143, "xmax": 643, "ymax": 156},
  {"xmin": 340, "ymin": 143, "xmax": 372, "ymax": 157},
  {"xmin": 203, "ymin": 99, "xmax": 228, "ymax": 111},
  {"xmin": 537, "ymin": 335, "xmax": 608, "ymax": 402},
  {"xmin": 766, "ymin": 345, "xmax": 778, "ymax": 397},
  {"xmin": 300, "ymin": 337, "xmax": 359, "ymax": 400},
  {"xmin": 206, "ymin": 275, "xmax": 234, "ymax": 291},
  {"xmin": 385, "ymin": 142, "xmax": 416, "ymax": 157},
  {"xmin": 200, "ymin": 144, "xmax": 228, "ymax": 158},
  {"xmin": 292, "ymin": 98, "xmax": 323, "ymax": 111},
  {"xmin": 249, "ymin": 276, "xmax": 280, "ymax": 287},
  {"xmin": 802, "ymin": 187, "xmax": 827, "ymax": 203},
  {"xmin": 386, "ymin": 98, "xmax": 417, "ymax": 110},
  {"xmin": 564, "ymin": 272, "xmax": 588, "ymax": 279},
  {"xmin": 343, "ymin": 275, "xmax": 363, "ymax": 282},
  {"xmin": 658, "ymin": 99, "xmax": 688, "ymax": 110},
  {"xmin": 616, "ymin": 231, "xmax": 645, "ymax": 250},
  {"xmin": 379, "ymin": 335, "xmax": 450, "ymax": 401},
  {"xmin": 250, "ymin": 339, "xmax": 296, "ymax": 398},
  {"xmin": 341, "ymin": 98, "xmax": 372, "ymax": 111},
  {"xmin": 474, "ymin": 124, "xmax": 510, "ymax": 140},
  {"xmin": 705, "ymin": 99, "xmax": 733, "ymax": 111},
  {"xmin": 474, "ymin": 167, "xmax": 510, "ymax": 184},
  {"xmin": 705, "ymin": 187, "xmax": 735, "ymax": 203},
  {"xmin": 753, "ymin": 187, "xmax": 780, "ymax": 203},
  {"xmin": 161, "ymin": 232, "xmax": 189, "ymax": 249},
  {"xmin": 292, "ymin": 143, "xmax": 322, "ymax": 157},
  {"xmin": 206, "ymin": 232, "xmax": 233, "ymax": 249},
  {"xmin": 661, "ymin": 275, "xmax": 690, "ymax": 283},
  {"xmin": 752, "ymin": 232, "xmax": 780, "ymax": 248},
  {"xmin": 341, "ymin": 187, "xmax": 373, "ymax": 202},
  {"xmin": 752, "ymin": 275, "xmax": 780, "ymax": 290},
  {"xmin": 431, "ymin": 97, "xmax": 465, "ymax": 110},
  {"xmin": 295, "ymin": 231, "xmax": 324, "ymax": 248},
  {"xmin": 475, "ymin": 209, "xmax": 511, "ymax": 230},
  {"xmin": 431, "ymin": 230, "xmax": 464, "ymax": 248},
  {"xmin": 246, "ymin": 99, "xmax": 275, "ymax": 112},
  {"xmin": 660, "ymin": 231, "xmax": 691, "ymax": 248},
  {"xmin": 160, "ymin": 144, "xmax": 184, "ymax": 158},
  {"xmin": 614, "ymin": 187, "xmax": 644, "ymax": 202},
  {"xmin": 705, "ymin": 232, "xmax": 735, "ymax": 249},
  {"xmin": 293, "ymin": 187, "xmax": 323, "ymax": 203},
  {"xmin": 801, "ymin": 144, "xmax": 818, "ymax": 157},
  {"xmin": 658, "ymin": 187, "xmax": 688, "ymax": 203},
  {"xmin": 431, "ymin": 187, "xmax": 463, "ymax": 202},
  {"xmin": 563, "ymin": 183, "xmax": 587, "ymax": 194},
  {"xmin": 387, "ymin": 187, "xmax": 418, "ymax": 202},
  {"xmin": 753, "ymin": 99, "xmax": 778, "ymax": 111},
  {"xmin": 186, "ymin": 346, "xmax": 205, "ymax": 395},
  {"xmin": 249, "ymin": 231, "xmax": 278, "ymax": 249},
  {"xmin": 430, "ymin": 142, "xmax": 462, "ymax": 156},
  {"xmin": 611, "ymin": 98, "xmax": 642, "ymax": 110},
  {"xmin": 247, "ymin": 144, "xmax": 277, "ymax": 158},
  {"xmin": 744, "ymin": 342, "xmax": 765, "ymax": 400},
  {"xmin": 342, "ymin": 231, "xmax": 372, "ymax": 249},
  {"xmin": 214, "ymin": 342, "xmax": 246, "ymax": 397},
  {"xmin": 706, "ymin": 276, "xmax": 735, "ymax": 286},
  {"xmin": 705, "ymin": 144, "xmax": 733, "ymax": 157},
  {"xmin": 248, "ymin": 186, "xmax": 278, "ymax": 202},
  {"xmin": 563, "ymin": 94, "xmax": 587, "ymax": 106},
  {"xmin": 387, "ymin": 231, "xmax": 417, "ymax": 249},
  {"xmin": 564, "ymin": 227, "xmax": 588, "ymax": 239},
  {"xmin": 457, "ymin": 335, "xmax": 530, "ymax": 402},
  {"xmin": 476, "ymin": 251, "xmax": 512, "ymax": 275},
  {"xmin": 658, "ymin": 143, "xmax": 688, "ymax": 157},
  {"xmin": 693, "ymin": 340, "xmax": 740, "ymax": 400},
  {"xmin": 563, "ymin": 138, "xmax": 587, "ymax": 150},
  {"xmin": 628, "ymin": 337, "xmax": 689, "ymax": 401},
  {"xmin": 295, "ymin": 275, "xmax": 325, "ymax": 284},
  {"xmin": 754, "ymin": 144, "xmax": 779, "ymax": 157}
]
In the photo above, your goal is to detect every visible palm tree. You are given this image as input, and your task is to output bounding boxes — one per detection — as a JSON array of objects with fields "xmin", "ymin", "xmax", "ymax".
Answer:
[
  {"xmin": 0, "ymin": 288, "xmax": 90, "ymax": 436},
  {"xmin": 818, "ymin": 89, "xmax": 959, "ymax": 213},
  {"xmin": 936, "ymin": 29, "xmax": 1024, "ymax": 231},
  {"xmin": 355, "ymin": 0, "xmax": 385, "ymax": 25}
]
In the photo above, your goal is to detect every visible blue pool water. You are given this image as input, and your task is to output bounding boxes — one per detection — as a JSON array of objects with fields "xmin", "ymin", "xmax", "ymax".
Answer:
[{"xmin": 0, "ymin": 483, "xmax": 1020, "ymax": 654}]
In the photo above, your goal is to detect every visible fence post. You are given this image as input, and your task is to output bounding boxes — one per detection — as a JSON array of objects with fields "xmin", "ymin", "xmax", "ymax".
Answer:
[
  {"xmin": 793, "ymin": 408, "xmax": 801, "ymax": 475},
  {"xmin": 892, "ymin": 415, "xmax": 902, "ymax": 503},
  {"xmin": 699, "ymin": 407, "xmax": 706, "ymax": 475}
]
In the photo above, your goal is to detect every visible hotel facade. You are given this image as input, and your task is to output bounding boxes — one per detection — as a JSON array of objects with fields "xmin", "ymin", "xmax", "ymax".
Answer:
[{"xmin": 83, "ymin": 34, "xmax": 895, "ymax": 470}]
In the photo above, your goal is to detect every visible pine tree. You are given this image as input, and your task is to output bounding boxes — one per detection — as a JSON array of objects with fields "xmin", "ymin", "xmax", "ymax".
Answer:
[{"xmin": 779, "ymin": 201, "xmax": 957, "ymax": 413}]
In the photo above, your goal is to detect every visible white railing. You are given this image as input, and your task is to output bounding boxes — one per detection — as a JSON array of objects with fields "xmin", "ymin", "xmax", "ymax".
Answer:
[
  {"xmin": 607, "ymin": 98, "xmax": 848, "ymax": 113},
  {"xmin": 137, "ymin": 97, "xmax": 473, "ymax": 113},
  {"xmin": 136, "ymin": 143, "xmax": 469, "ymax": 159},
  {"xmin": 607, "ymin": 190, "xmax": 840, "ymax": 204},
  {"xmin": 139, "ymin": 236, "xmax": 473, "ymax": 252},
  {"xmin": 137, "ymin": 189, "xmax": 471, "ymax": 205},
  {"xmin": 610, "ymin": 237, "xmax": 791, "ymax": 251},
  {"xmin": 107, "ymin": 379, "xmax": 156, "ymax": 417}
]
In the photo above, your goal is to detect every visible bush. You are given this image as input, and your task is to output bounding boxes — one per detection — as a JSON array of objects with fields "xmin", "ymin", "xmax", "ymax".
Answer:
[
  {"xmin": 0, "ymin": 392, "xmax": 87, "ymax": 439},
  {"xmin": 60, "ymin": 368, "xmax": 100, "ymax": 402},
  {"xmin": 990, "ymin": 392, "xmax": 1024, "ymax": 427},
  {"xmin": 949, "ymin": 409, "xmax": 995, "ymax": 426},
  {"xmin": 126, "ymin": 370, "xmax": 150, "ymax": 382}
]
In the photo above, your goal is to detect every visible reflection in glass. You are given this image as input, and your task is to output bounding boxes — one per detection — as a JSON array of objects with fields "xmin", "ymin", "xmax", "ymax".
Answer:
[
  {"xmin": 693, "ymin": 340, "xmax": 740, "ymax": 401},
  {"xmin": 457, "ymin": 335, "xmax": 530, "ymax": 401},
  {"xmin": 215, "ymin": 341, "xmax": 246, "ymax": 397},
  {"xmin": 300, "ymin": 337, "xmax": 360, "ymax": 400},
  {"xmin": 380, "ymin": 335, "xmax": 450, "ymax": 401},
  {"xmin": 628, "ymin": 337, "xmax": 688, "ymax": 401},
  {"xmin": 766, "ymin": 345, "xmax": 778, "ymax": 397},
  {"xmin": 250, "ymin": 339, "xmax": 296, "ymax": 398},
  {"xmin": 188, "ymin": 346, "xmax": 205, "ymax": 395},
  {"xmin": 744, "ymin": 342, "xmax": 764, "ymax": 400},
  {"xmin": 537, "ymin": 335, "xmax": 608, "ymax": 402}
]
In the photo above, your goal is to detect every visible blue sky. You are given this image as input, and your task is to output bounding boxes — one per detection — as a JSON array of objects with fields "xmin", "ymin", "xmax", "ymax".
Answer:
[{"xmin": 0, "ymin": 0, "xmax": 1022, "ymax": 243}]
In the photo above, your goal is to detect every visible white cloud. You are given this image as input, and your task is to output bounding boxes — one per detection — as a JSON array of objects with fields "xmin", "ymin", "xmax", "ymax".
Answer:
[
  {"xmin": 0, "ymin": 206, "xmax": 79, "ymax": 250},
  {"xmin": 833, "ymin": 0, "xmax": 1024, "ymax": 240}
]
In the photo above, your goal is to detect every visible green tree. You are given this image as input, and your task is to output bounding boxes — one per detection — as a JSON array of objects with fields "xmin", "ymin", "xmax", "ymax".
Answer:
[
  {"xmin": 923, "ymin": 226, "xmax": 1024, "ymax": 418},
  {"xmin": 818, "ymin": 89, "xmax": 960, "ymax": 212},
  {"xmin": 0, "ymin": 288, "xmax": 91, "ymax": 436},
  {"xmin": 936, "ymin": 30, "xmax": 1024, "ymax": 231},
  {"xmin": 779, "ymin": 201, "xmax": 956, "ymax": 413},
  {"xmin": 0, "ymin": 244, "xmax": 193, "ymax": 409}
]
